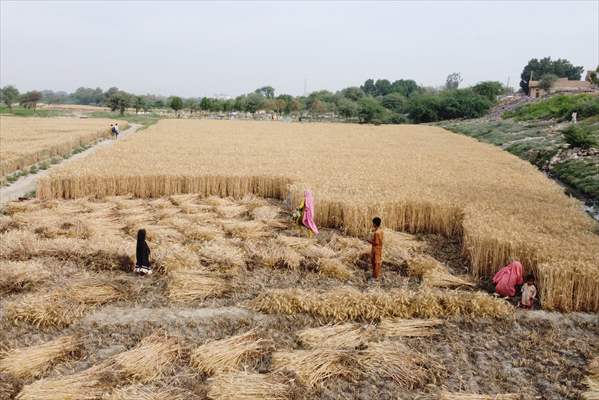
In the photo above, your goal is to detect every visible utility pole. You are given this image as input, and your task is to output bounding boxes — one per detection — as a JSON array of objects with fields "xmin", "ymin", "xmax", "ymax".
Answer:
[{"xmin": 303, "ymin": 77, "xmax": 307, "ymax": 96}]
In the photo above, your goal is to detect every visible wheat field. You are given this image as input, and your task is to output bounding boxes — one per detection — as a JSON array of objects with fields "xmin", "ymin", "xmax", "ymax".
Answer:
[
  {"xmin": 37, "ymin": 119, "xmax": 599, "ymax": 312},
  {"xmin": 0, "ymin": 116, "xmax": 124, "ymax": 179}
]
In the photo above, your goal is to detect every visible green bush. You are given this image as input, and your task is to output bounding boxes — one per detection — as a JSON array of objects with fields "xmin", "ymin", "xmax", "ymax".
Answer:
[
  {"xmin": 407, "ymin": 90, "xmax": 492, "ymax": 123},
  {"xmin": 562, "ymin": 125, "xmax": 598, "ymax": 149}
]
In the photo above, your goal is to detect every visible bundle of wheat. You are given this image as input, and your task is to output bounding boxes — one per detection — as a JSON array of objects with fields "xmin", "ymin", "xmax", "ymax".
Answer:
[
  {"xmin": 222, "ymin": 220, "xmax": 268, "ymax": 240},
  {"xmin": 439, "ymin": 393, "xmax": 521, "ymax": 400},
  {"xmin": 407, "ymin": 256, "xmax": 475, "ymax": 289},
  {"xmin": 0, "ymin": 260, "xmax": 50, "ymax": 295},
  {"xmin": 249, "ymin": 287, "xmax": 511, "ymax": 321},
  {"xmin": 110, "ymin": 333, "xmax": 180, "ymax": 383},
  {"xmin": 297, "ymin": 323, "xmax": 374, "ymax": 349},
  {"xmin": 377, "ymin": 318, "xmax": 442, "ymax": 337},
  {"xmin": 168, "ymin": 270, "xmax": 232, "ymax": 302},
  {"xmin": 109, "ymin": 384, "xmax": 190, "ymax": 400},
  {"xmin": 197, "ymin": 239, "xmax": 246, "ymax": 268},
  {"xmin": 207, "ymin": 371, "xmax": 291, "ymax": 400},
  {"xmin": 0, "ymin": 230, "xmax": 39, "ymax": 260},
  {"xmin": 16, "ymin": 366, "xmax": 108, "ymax": 400},
  {"xmin": 0, "ymin": 335, "xmax": 81, "ymax": 379},
  {"xmin": 4, "ymin": 292, "xmax": 87, "ymax": 328},
  {"xmin": 271, "ymin": 349, "xmax": 355, "ymax": 387},
  {"xmin": 356, "ymin": 341, "xmax": 434, "ymax": 389},
  {"xmin": 300, "ymin": 244, "xmax": 336, "ymax": 259},
  {"xmin": 215, "ymin": 204, "xmax": 247, "ymax": 219},
  {"xmin": 583, "ymin": 357, "xmax": 599, "ymax": 400},
  {"xmin": 319, "ymin": 233, "xmax": 370, "ymax": 264},
  {"xmin": 191, "ymin": 330, "xmax": 272, "ymax": 375},
  {"xmin": 317, "ymin": 258, "xmax": 353, "ymax": 280},
  {"xmin": 245, "ymin": 239, "xmax": 303, "ymax": 270},
  {"xmin": 153, "ymin": 244, "xmax": 199, "ymax": 274},
  {"xmin": 66, "ymin": 275, "xmax": 130, "ymax": 305},
  {"xmin": 0, "ymin": 214, "xmax": 19, "ymax": 232},
  {"xmin": 183, "ymin": 225, "xmax": 223, "ymax": 241}
]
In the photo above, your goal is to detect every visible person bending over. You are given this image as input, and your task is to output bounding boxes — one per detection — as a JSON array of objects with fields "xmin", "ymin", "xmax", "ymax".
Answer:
[{"xmin": 134, "ymin": 229, "xmax": 152, "ymax": 275}]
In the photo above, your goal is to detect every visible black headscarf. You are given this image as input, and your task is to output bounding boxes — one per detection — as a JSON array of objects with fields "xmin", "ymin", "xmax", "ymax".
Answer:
[{"xmin": 136, "ymin": 229, "xmax": 150, "ymax": 267}]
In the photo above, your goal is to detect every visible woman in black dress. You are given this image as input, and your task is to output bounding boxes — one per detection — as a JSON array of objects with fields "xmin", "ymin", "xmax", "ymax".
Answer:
[{"xmin": 134, "ymin": 229, "xmax": 152, "ymax": 275}]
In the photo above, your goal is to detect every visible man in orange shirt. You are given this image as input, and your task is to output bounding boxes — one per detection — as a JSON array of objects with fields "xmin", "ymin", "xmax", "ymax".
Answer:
[{"xmin": 368, "ymin": 217, "xmax": 384, "ymax": 281}]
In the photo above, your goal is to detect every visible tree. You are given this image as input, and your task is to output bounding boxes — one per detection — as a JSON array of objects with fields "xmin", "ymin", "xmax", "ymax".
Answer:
[
  {"xmin": 107, "ymin": 91, "xmax": 131, "ymax": 115},
  {"xmin": 520, "ymin": 57, "xmax": 584, "ymax": 93},
  {"xmin": 169, "ymin": 96, "xmax": 184, "ymax": 116},
  {"xmin": 1, "ymin": 85, "xmax": 20, "ymax": 110},
  {"xmin": 390, "ymin": 79, "xmax": 420, "ymax": 97},
  {"xmin": 586, "ymin": 65, "xmax": 599, "ymax": 86},
  {"xmin": 255, "ymin": 86, "xmax": 275, "ymax": 99},
  {"xmin": 472, "ymin": 81, "xmax": 505, "ymax": 102},
  {"xmin": 246, "ymin": 93, "xmax": 266, "ymax": 114},
  {"xmin": 445, "ymin": 73, "xmax": 462, "ymax": 90},
  {"xmin": 185, "ymin": 98, "xmax": 199, "ymax": 114},
  {"xmin": 539, "ymin": 73, "xmax": 559, "ymax": 92},
  {"xmin": 381, "ymin": 92, "xmax": 407, "ymax": 113},
  {"xmin": 340, "ymin": 87, "xmax": 364, "ymax": 101},
  {"xmin": 374, "ymin": 79, "xmax": 392, "ymax": 96},
  {"xmin": 337, "ymin": 98, "xmax": 359, "ymax": 119},
  {"xmin": 358, "ymin": 96, "xmax": 386, "ymax": 123},
  {"xmin": 104, "ymin": 87, "xmax": 119, "ymax": 104},
  {"xmin": 360, "ymin": 79, "xmax": 376, "ymax": 96},
  {"xmin": 132, "ymin": 96, "xmax": 146, "ymax": 114},
  {"xmin": 41, "ymin": 90, "xmax": 68, "ymax": 105},
  {"xmin": 19, "ymin": 91, "xmax": 42, "ymax": 111}
]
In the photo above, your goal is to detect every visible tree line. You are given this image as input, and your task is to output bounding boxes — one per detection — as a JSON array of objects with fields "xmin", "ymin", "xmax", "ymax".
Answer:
[{"xmin": 1, "ymin": 57, "xmax": 593, "ymax": 124}]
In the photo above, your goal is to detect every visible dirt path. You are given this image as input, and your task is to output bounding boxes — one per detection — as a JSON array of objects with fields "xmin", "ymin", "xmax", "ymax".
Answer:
[{"xmin": 0, "ymin": 123, "xmax": 141, "ymax": 206}]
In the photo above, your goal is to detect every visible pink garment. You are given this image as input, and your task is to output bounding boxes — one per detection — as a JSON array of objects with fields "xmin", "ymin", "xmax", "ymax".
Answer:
[
  {"xmin": 492, "ymin": 261, "xmax": 524, "ymax": 297},
  {"xmin": 302, "ymin": 190, "xmax": 319, "ymax": 235}
]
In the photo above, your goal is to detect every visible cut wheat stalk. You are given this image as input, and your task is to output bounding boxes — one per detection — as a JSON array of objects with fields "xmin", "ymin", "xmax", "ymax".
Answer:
[
  {"xmin": 168, "ymin": 270, "xmax": 232, "ymax": 302},
  {"xmin": 271, "ymin": 349, "xmax": 355, "ymax": 387},
  {"xmin": 297, "ymin": 323, "xmax": 374, "ymax": 349},
  {"xmin": 16, "ymin": 365, "xmax": 108, "ymax": 400},
  {"xmin": 0, "ymin": 335, "xmax": 82, "ymax": 379},
  {"xmin": 317, "ymin": 258, "xmax": 352, "ymax": 280},
  {"xmin": 377, "ymin": 318, "xmax": 442, "ymax": 337},
  {"xmin": 207, "ymin": 371, "xmax": 292, "ymax": 400},
  {"xmin": 0, "ymin": 260, "xmax": 51, "ymax": 295},
  {"xmin": 245, "ymin": 239, "xmax": 303, "ymax": 270},
  {"xmin": 3, "ymin": 292, "xmax": 87, "ymax": 329},
  {"xmin": 191, "ymin": 330, "xmax": 272, "ymax": 376},
  {"xmin": 583, "ymin": 357, "xmax": 599, "ymax": 400},
  {"xmin": 408, "ymin": 255, "xmax": 475, "ymax": 289},
  {"xmin": 439, "ymin": 393, "xmax": 522, "ymax": 400},
  {"xmin": 197, "ymin": 239, "xmax": 246, "ymax": 268},
  {"xmin": 108, "ymin": 384, "xmax": 190, "ymax": 400}
]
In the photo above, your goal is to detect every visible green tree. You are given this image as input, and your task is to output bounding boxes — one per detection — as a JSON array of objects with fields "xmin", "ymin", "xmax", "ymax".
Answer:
[
  {"xmin": 19, "ymin": 91, "xmax": 42, "ymax": 111},
  {"xmin": 340, "ymin": 86, "xmax": 364, "ymax": 101},
  {"xmin": 255, "ymin": 86, "xmax": 275, "ymax": 99},
  {"xmin": 445, "ymin": 72, "xmax": 463, "ymax": 90},
  {"xmin": 185, "ymin": 98, "xmax": 199, "ymax": 114},
  {"xmin": 520, "ymin": 57, "xmax": 584, "ymax": 93},
  {"xmin": 337, "ymin": 98, "xmax": 359, "ymax": 119},
  {"xmin": 104, "ymin": 87, "xmax": 119, "ymax": 104},
  {"xmin": 360, "ymin": 79, "xmax": 376, "ymax": 96},
  {"xmin": 472, "ymin": 81, "xmax": 505, "ymax": 102},
  {"xmin": 381, "ymin": 92, "xmax": 407, "ymax": 113},
  {"xmin": 0, "ymin": 85, "xmax": 20, "ymax": 110},
  {"xmin": 133, "ymin": 96, "xmax": 146, "ymax": 114},
  {"xmin": 390, "ymin": 79, "xmax": 420, "ymax": 97},
  {"xmin": 374, "ymin": 79, "xmax": 392, "ymax": 96},
  {"xmin": 246, "ymin": 93, "xmax": 266, "ymax": 114},
  {"xmin": 358, "ymin": 96, "xmax": 386, "ymax": 123},
  {"xmin": 169, "ymin": 96, "xmax": 184, "ymax": 116},
  {"xmin": 107, "ymin": 91, "xmax": 131, "ymax": 115},
  {"xmin": 539, "ymin": 73, "xmax": 559, "ymax": 92},
  {"xmin": 586, "ymin": 65, "xmax": 599, "ymax": 86},
  {"xmin": 562, "ymin": 125, "xmax": 598, "ymax": 149}
]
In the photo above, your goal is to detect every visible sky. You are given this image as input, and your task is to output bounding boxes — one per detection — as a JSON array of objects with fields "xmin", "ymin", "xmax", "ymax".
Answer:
[{"xmin": 1, "ymin": 1, "xmax": 597, "ymax": 97}]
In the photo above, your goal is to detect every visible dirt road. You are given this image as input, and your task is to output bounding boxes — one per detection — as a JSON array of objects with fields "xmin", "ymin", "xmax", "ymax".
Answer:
[{"xmin": 0, "ymin": 123, "xmax": 141, "ymax": 206}]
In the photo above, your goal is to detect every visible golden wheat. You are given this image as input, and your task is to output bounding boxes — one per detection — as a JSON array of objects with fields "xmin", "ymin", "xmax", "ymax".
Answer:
[{"xmin": 36, "ymin": 120, "xmax": 599, "ymax": 311}]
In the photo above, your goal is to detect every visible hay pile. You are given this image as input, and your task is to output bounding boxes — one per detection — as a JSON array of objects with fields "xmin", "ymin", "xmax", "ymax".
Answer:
[
  {"xmin": 207, "ymin": 371, "xmax": 292, "ymax": 400},
  {"xmin": 0, "ymin": 335, "xmax": 81, "ymax": 379},
  {"xmin": 245, "ymin": 239, "xmax": 303, "ymax": 270},
  {"xmin": 153, "ymin": 244, "xmax": 199, "ymax": 274},
  {"xmin": 110, "ymin": 333, "xmax": 180, "ymax": 382},
  {"xmin": 183, "ymin": 225, "xmax": 222, "ymax": 241},
  {"xmin": 271, "ymin": 349, "xmax": 355, "ymax": 387},
  {"xmin": 0, "ymin": 260, "xmax": 50, "ymax": 295},
  {"xmin": 191, "ymin": 330, "xmax": 272, "ymax": 375},
  {"xmin": 297, "ymin": 323, "xmax": 374, "ymax": 349},
  {"xmin": 378, "ymin": 318, "xmax": 442, "ymax": 337},
  {"xmin": 16, "ymin": 365, "xmax": 108, "ymax": 400},
  {"xmin": 583, "ymin": 357, "xmax": 599, "ymax": 400},
  {"xmin": 197, "ymin": 239, "xmax": 245, "ymax": 268},
  {"xmin": 317, "ymin": 258, "xmax": 352, "ymax": 280},
  {"xmin": 109, "ymin": 384, "xmax": 189, "ymax": 400},
  {"xmin": 249, "ymin": 287, "xmax": 511, "ymax": 321},
  {"xmin": 407, "ymin": 255, "xmax": 475, "ymax": 289},
  {"xmin": 251, "ymin": 205, "xmax": 280, "ymax": 221},
  {"xmin": 168, "ymin": 270, "xmax": 232, "ymax": 302}
]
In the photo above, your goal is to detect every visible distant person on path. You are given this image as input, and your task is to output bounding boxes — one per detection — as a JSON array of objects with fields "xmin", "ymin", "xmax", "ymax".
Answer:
[
  {"xmin": 110, "ymin": 123, "xmax": 117, "ymax": 138},
  {"xmin": 134, "ymin": 229, "xmax": 152, "ymax": 275},
  {"xmin": 520, "ymin": 274, "xmax": 537, "ymax": 309},
  {"xmin": 572, "ymin": 112, "xmax": 577, "ymax": 124},
  {"xmin": 114, "ymin": 123, "xmax": 121, "ymax": 137},
  {"xmin": 293, "ymin": 190, "xmax": 319, "ymax": 237},
  {"xmin": 368, "ymin": 217, "xmax": 384, "ymax": 282},
  {"xmin": 492, "ymin": 259, "xmax": 524, "ymax": 298}
]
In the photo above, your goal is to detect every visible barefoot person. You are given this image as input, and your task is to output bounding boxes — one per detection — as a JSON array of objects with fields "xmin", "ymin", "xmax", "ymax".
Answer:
[
  {"xmin": 134, "ymin": 229, "xmax": 152, "ymax": 275},
  {"xmin": 520, "ymin": 273, "xmax": 537, "ymax": 309},
  {"xmin": 492, "ymin": 259, "xmax": 523, "ymax": 298},
  {"xmin": 368, "ymin": 217, "xmax": 383, "ymax": 281}
]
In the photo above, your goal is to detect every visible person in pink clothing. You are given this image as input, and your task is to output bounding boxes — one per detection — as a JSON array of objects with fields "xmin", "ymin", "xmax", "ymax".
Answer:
[
  {"xmin": 294, "ymin": 190, "xmax": 319, "ymax": 236},
  {"xmin": 492, "ymin": 260, "xmax": 524, "ymax": 297}
]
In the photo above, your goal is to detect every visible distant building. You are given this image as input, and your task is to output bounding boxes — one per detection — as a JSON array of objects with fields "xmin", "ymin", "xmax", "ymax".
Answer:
[{"xmin": 528, "ymin": 77, "xmax": 593, "ymax": 97}]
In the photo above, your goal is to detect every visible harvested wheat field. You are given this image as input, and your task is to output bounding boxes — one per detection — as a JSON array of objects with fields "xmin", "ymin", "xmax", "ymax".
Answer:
[
  {"xmin": 0, "ymin": 116, "xmax": 125, "ymax": 180},
  {"xmin": 37, "ymin": 120, "xmax": 599, "ymax": 312},
  {"xmin": 0, "ymin": 195, "xmax": 597, "ymax": 399}
]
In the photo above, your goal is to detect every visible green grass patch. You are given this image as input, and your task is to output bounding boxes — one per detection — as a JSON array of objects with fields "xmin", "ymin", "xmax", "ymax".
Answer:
[
  {"xmin": 553, "ymin": 159, "xmax": 599, "ymax": 199},
  {"xmin": 503, "ymin": 94, "xmax": 599, "ymax": 121},
  {"xmin": 0, "ymin": 105, "xmax": 66, "ymax": 117}
]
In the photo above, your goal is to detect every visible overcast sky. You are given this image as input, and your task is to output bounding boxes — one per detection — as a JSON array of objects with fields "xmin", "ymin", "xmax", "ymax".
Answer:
[{"xmin": 1, "ymin": 1, "xmax": 597, "ymax": 97}]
